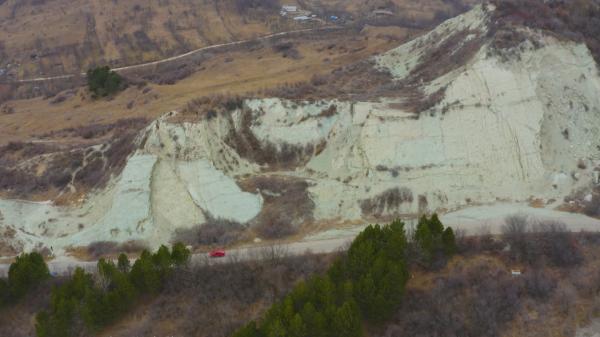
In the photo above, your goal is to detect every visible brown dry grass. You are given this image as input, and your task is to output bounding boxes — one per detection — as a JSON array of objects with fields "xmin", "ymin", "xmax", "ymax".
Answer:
[
  {"xmin": 387, "ymin": 232, "xmax": 600, "ymax": 337},
  {"xmin": 239, "ymin": 175, "xmax": 315, "ymax": 239},
  {"xmin": 0, "ymin": 0, "xmax": 478, "ymax": 80},
  {"xmin": 528, "ymin": 197, "xmax": 546, "ymax": 208},
  {"xmin": 97, "ymin": 252, "xmax": 334, "ymax": 337},
  {"xmin": 0, "ymin": 0, "xmax": 292, "ymax": 78},
  {"xmin": 65, "ymin": 241, "xmax": 147, "ymax": 261},
  {"xmin": 0, "ymin": 27, "xmax": 416, "ymax": 147}
]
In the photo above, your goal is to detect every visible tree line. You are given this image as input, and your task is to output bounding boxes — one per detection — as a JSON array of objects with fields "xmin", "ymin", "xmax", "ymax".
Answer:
[
  {"xmin": 233, "ymin": 215, "xmax": 457, "ymax": 337},
  {"xmin": 0, "ymin": 252, "xmax": 50, "ymax": 307},
  {"xmin": 34, "ymin": 243, "xmax": 190, "ymax": 337}
]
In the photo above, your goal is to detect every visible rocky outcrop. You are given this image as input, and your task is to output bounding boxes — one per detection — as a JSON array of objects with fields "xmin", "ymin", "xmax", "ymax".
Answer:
[{"xmin": 1, "ymin": 5, "xmax": 600, "ymax": 257}]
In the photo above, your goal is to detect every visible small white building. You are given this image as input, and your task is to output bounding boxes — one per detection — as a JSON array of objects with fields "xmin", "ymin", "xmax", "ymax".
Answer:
[
  {"xmin": 373, "ymin": 9, "xmax": 394, "ymax": 16},
  {"xmin": 293, "ymin": 15, "xmax": 311, "ymax": 21},
  {"xmin": 282, "ymin": 5, "xmax": 298, "ymax": 12}
]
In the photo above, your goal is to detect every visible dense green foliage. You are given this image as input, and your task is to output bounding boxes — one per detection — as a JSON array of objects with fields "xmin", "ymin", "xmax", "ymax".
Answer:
[
  {"xmin": 234, "ymin": 220, "xmax": 411, "ymax": 337},
  {"xmin": 86, "ymin": 66, "xmax": 125, "ymax": 98},
  {"xmin": 0, "ymin": 252, "xmax": 50, "ymax": 307},
  {"xmin": 35, "ymin": 243, "xmax": 189, "ymax": 337},
  {"xmin": 233, "ymin": 216, "xmax": 457, "ymax": 337},
  {"xmin": 414, "ymin": 214, "xmax": 457, "ymax": 263}
]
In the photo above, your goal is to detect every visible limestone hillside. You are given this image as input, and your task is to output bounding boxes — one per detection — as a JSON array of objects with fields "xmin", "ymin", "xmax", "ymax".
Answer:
[{"xmin": 1, "ymin": 2, "xmax": 600, "ymax": 258}]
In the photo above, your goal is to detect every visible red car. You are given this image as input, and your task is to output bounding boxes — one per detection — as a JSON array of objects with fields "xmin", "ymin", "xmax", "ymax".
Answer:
[{"xmin": 209, "ymin": 249, "xmax": 226, "ymax": 258}]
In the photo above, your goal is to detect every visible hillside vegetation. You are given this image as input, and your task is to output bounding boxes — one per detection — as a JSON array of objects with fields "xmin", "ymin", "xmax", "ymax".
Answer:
[{"xmin": 4, "ymin": 216, "xmax": 600, "ymax": 337}]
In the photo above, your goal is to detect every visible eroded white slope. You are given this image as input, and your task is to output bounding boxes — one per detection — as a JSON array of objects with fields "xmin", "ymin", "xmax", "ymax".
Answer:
[
  {"xmin": 178, "ymin": 159, "xmax": 262, "ymax": 223},
  {"xmin": 375, "ymin": 4, "xmax": 491, "ymax": 80},
  {"xmin": 2, "ymin": 5, "xmax": 600, "ymax": 258}
]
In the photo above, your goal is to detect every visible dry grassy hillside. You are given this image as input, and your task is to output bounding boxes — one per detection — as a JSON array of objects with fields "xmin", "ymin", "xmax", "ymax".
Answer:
[
  {"xmin": 0, "ymin": 0, "xmax": 289, "ymax": 79},
  {"xmin": 0, "ymin": 0, "xmax": 477, "ymax": 80},
  {"xmin": 0, "ymin": 27, "xmax": 417, "ymax": 204},
  {"xmin": 300, "ymin": 0, "xmax": 478, "ymax": 22}
]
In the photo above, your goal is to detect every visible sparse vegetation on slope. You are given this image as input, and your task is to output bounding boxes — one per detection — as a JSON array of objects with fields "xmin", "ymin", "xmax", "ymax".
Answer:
[
  {"xmin": 0, "ymin": 117, "xmax": 147, "ymax": 200},
  {"xmin": 384, "ymin": 217, "xmax": 599, "ymax": 337},
  {"xmin": 491, "ymin": 0, "xmax": 600, "ymax": 62}
]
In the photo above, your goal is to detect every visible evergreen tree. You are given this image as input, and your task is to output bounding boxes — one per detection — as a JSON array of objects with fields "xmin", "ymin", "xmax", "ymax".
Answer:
[
  {"xmin": 333, "ymin": 301, "xmax": 362, "ymax": 337},
  {"xmin": 442, "ymin": 227, "xmax": 458, "ymax": 256},
  {"xmin": 130, "ymin": 250, "xmax": 160, "ymax": 294},
  {"xmin": 265, "ymin": 319, "xmax": 287, "ymax": 337},
  {"xmin": 153, "ymin": 245, "xmax": 174, "ymax": 282},
  {"xmin": 288, "ymin": 314, "xmax": 307, "ymax": 337},
  {"xmin": 171, "ymin": 242, "xmax": 191, "ymax": 266},
  {"xmin": 0, "ymin": 278, "xmax": 10, "ymax": 306},
  {"xmin": 428, "ymin": 213, "xmax": 445, "ymax": 236},
  {"xmin": 231, "ymin": 219, "xmax": 414, "ymax": 337},
  {"xmin": 300, "ymin": 302, "xmax": 327, "ymax": 337},
  {"xmin": 86, "ymin": 66, "xmax": 125, "ymax": 98},
  {"xmin": 385, "ymin": 219, "xmax": 407, "ymax": 261},
  {"xmin": 34, "ymin": 244, "xmax": 188, "ymax": 337},
  {"xmin": 414, "ymin": 220, "xmax": 434, "ymax": 259},
  {"xmin": 355, "ymin": 273, "xmax": 378, "ymax": 319},
  {"xmin": 117, "ymin": 253, "xmax": 131, "ymax": 273},
  {"xmin": 233, "ymin": 321, "xmax": 263, "ymax": 337},
  {"xmin": 8, "ymin": 252, "xmax": 50, "ymax": 300}
]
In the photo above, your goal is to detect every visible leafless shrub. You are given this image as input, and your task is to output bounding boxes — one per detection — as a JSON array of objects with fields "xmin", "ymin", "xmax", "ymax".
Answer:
[
  {"xmin": 85, "ymin": 240, "xmax": 147, "ymax": 259},
  {"xmin": 360, "ymin": 187, "xmax": 414, "ymax": 218},
  {"xmin": 111, "ymin": 252, "xmax": 332, "ymax": 337},
  {"xmin": 234, "ymin": 0, "xmax": 279, "ymax": 13},
  {"xmin": 257, "ymin": 245, "xmax": 290, "ymax": 263},
  {"xmin": 241, "ymin": 176, "xmax": 315, "ymax": 239},
  {"xmin": 172, "ymin": 218, "xmax": 245, "ymax": 247},
  {"xmin": 583, "ymin": 187, "xmax": 600, "ymax": 217},
  {"xmin": 491, "ymin": 0, "xmax": 600, "ymax": 64},
  {"xmin": 1, "ymin": 104, "xmax": 15, "ymax": 114},
  {"xmin": 104, "ymin": 130, "xmax": 137, "ymax": 172},
  {"xmin": 255, "ymin": 220, "xmax": 297, "ymax": 240},
  {"xmin": 226, "ymin": 109, "xmax": 323, "ymax": 170},
  {"xmin": 74, "ymin": 154, "xmax": 105, "ymax": 188},
  {"xmin": 41, "ymin": 117, "xmax": 148, "ymax": 140},
  {"xmin": 409, "ymin": 29, "xmax": 484, "ymax": 84},
  {"xmin": 384, "ymin": 262, "xmax": 521, "ymax": 337},
  {"xmin": 272, "ymin": 41, "xmax": 302, "ymax": 59},
  {"xmin": 182, "ymin": 94, "xmax": 245, "ymax": 119},
  {"xmin": 523, "ymin": 268, "xmax": 557, "ymax": 300},
  {"xmin": 401, "ymin": 86, "xmax": 448, "ymax": 114},
  {"xmin": 0, "ymin": 146, "xmax": 83, "ymax": 197},
  {"xmin": 0, "ymin": 141, "xmax": 57, "ymax": 159},
  {"xmin": 310, "ymin": 74, "xmax": 328, "ymax": 86},
  {"xmin": 503, "ymin": 214, "xmax": 530, "ymax": 237},
  {"xmin": 9, "ymin": 124, "xmax": 143, "ymax": 197},
  {"xmin": 264, "ymin": 59, "xmax": 397, "ymax": 102},
  {"xmin": 49, "ymin": 95, "xmax": 67, "ymax": 104},
  {"xmin": 502, "ymin": 216, "xmax": 583, "ymax": 267}
]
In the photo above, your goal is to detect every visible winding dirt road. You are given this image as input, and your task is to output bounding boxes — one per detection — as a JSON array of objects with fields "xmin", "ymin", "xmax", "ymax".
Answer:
[{"xmin": 12, "ymin": 27, "xmax": 343, "ymax": 84}]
